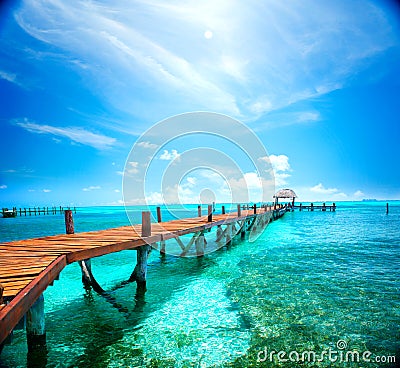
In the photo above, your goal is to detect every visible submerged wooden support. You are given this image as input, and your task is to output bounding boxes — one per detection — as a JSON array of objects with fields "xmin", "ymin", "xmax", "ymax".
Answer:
[
  {"xmin": 160, "ymin": 240, "xmax": 166, "ymax": 255},
  {"xmin": 195, "ymin": 232, "xmax": 205, "ymax": 256},
  {"xmin": 78, "ymin": 259, "xmax": 105, "ymax": 294},
  {"xmin": 65, "ymin": 210, "xmax": 104, "ymax": 293},
  {"xmin": 225, "ymin": 224, "xmax": 232, "ymax": 245},
  {"xmin": 216, "ymin": 225, "xmax": 223, "ymax": 242},
  {"xmin": 180, "ymin": 231, "xmax": 201, "ymax": 256},
  {"xmin": 129, "ymin": 244, "xmax": 151, "ymax": 291},
  {"xmin": 26, "ymin": 294, "xmax": 46, "ymax": 352},
  {"xmin": 130, "ymin": 211, "xmax": 152, "ymax": 291}
]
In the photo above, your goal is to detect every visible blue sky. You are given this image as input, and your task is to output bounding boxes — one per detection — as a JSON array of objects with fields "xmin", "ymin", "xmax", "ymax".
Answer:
[{"xmin": 0, "ymin": 0, "xmax": 400, "ymax": 207}]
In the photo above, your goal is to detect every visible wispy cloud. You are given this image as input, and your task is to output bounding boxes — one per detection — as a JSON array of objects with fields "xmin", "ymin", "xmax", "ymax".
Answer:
[
  {"xmin": 0, "ymin": 185, "xmax": 7, "ymax": 189},
  {"xmin": 310, "ymin": 183, "xmax": 339, "ymax": 195},
  {"xmin": 82, "ymin": 185, "xmax": 101, "ymax": 191},
  {"xmin": 354, "ymin": 190, "xmax": 365, "ymax": 198},
  {"xmin": 137, "ymin": 141, "xmax": 158, "ymax": 149},
  {"xmin": 16, "ymin": 119, "xmax": 116, "ymax": 150},
  {"xmin": 12, "ymin": 0, "xmax": 396, "ymax": 122},
  {"xmin": 42, "ymin": 189, "xmax": 51, "ymax": 193},
  {"xmin": 255, "ymin": 110, "xmax": 321, "ymax": 131},
  {"xmin": 0, "ymin": 70, "xmax": 18, "ymax": 84}
]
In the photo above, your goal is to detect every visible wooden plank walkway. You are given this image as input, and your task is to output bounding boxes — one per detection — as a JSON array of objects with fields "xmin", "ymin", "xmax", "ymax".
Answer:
[{"xmin": 0, "ymin": 207, "xmax": 283, "ymax": 344}]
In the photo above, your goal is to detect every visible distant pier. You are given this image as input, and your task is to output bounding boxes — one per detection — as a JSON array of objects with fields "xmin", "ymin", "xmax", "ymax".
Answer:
[
  {"xmin": 1, "ymin": 206, "xmax": 76, "ymax": 218},
  {"xmin": 295, "ymin": 202, "xmax": 336, "ymax": 212}
]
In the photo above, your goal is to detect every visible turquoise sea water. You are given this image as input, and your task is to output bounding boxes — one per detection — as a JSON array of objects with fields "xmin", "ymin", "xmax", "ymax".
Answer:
[{"xmin": 0, "ymin": 202, "xmax": 399, "ymax": 367}]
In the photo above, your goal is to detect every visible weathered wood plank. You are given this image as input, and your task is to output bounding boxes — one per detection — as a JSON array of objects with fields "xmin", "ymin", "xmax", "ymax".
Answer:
[{"xmin": 0, "ymin": 255, "xmax": 67, "ymax": 343}]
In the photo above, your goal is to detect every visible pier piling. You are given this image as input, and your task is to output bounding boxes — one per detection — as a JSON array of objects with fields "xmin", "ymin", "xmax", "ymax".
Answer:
[
  {"xmin": 207, "ymin": 205, "xmax": 213, "ymax": 222},
  {"xmin": 129, "ymin": 211, "xmax": 152, "ymax": 291},
  {"xmin": 26, "ymin": 294, "xmax": 46, "ymax": 352},
  {"xmin": 386, "ymin": 202, "xmax": 389, "ymax": 214},
  {"xmin": 64, "ymin": 210, "xmax": 74, "ymax": 234},
  {"xmin": 156, "ymin": 206, "xmax": 162, "ymax": 223}
]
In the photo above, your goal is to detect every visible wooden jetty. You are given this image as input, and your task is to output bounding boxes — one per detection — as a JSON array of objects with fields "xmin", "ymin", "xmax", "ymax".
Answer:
[
  {"xmin": 294, "ymin": 202, "xmax": 336, "ymax": 211},
  {"xmin": 1, "ymin": 206, "xmax": 76, "ymax": 218},
  {"xmin": 0, "ymin": 204, "xmax": 288, "ymax": 349}
]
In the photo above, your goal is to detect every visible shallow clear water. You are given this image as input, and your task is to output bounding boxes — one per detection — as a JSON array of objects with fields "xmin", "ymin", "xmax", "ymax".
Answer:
[{"xmin": 0, "ymin": 202, "xmax": 399, "ymax": 367}]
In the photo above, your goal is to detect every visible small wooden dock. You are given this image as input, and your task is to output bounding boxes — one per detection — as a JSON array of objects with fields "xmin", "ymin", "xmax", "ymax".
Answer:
[
  {"xmin": 0, "ymin": 204, "xmax": 287, "ymax": 347},
  {"xmin": 294, "ymin": 202, "xmax": 336, "ymax": 211},
  {"xmin": 1, "ymin": 206, "xmax": 76, "ymax": 218}
]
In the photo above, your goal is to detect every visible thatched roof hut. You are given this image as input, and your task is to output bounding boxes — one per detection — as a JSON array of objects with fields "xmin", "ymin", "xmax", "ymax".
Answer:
[
  {"xmin": 273, "ymin": 188, "xmax": 297, "ymax": 199},
  {"xmin": 273, "ymin": 188, "xmax": 297, "ymax": 205}
]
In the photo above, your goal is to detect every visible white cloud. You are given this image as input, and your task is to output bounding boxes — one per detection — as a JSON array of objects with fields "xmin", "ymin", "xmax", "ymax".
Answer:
[
  {"xmin": 310, "ymin": 183, "xmax": 338, "ymax": 194},
  {"xmin": 16, "ymin": 120, "xmax": 116, "ymax": 150},
  {"xmin": 137, "ymin": 141, "xmax": 158, "ymax": 149},
  {"xmin": 114, "ymin": 189, "xmax": 120, "ymax": 193},
  {"xmin": 159, "ymin": 149, "xmax": 180, "ymax": 161},
  {"xmin": 354, "ymin": 190, "xmax": 364, "ymax": 197},
  {"xmin": 145, "ymin": 191, "xmax": 164, "ymax": 205},
  {"xmin": 269, "ymin": 155, "xmax": 291, "ymax": 173},
  {"xmin": 82, "ymin": 185, "xmax": 101, "ymax": 191},
  {"xmin": 42, "ymin": 189, "xmax": 51, "ymax": 192},
  {"xmin": 0, "ymin": 185, "xmax": 7, "ymax": 189},
  {"xmin": 185, "ymin": 176, "xmax": 197, "ymax": 187},
  {"xmin": 261, "ymin": 154, "xmax": 292, "ymax": 186}
]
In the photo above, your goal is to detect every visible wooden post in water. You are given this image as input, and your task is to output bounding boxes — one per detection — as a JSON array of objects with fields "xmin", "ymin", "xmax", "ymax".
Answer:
[
  {"xmin": 237, "ymin": 204, "xmax": 241, "ymax": 217},
  {"xmin": 156, "ymin": 206, "xmax": 162, "ymax": 223},
  {"xmin": 322, "ymin": 202, "xmax": 326, "ymax": 212},
  {"xmin": 64, "ymin": 210, "xmax": 74, "ymax": 234},
  {"xmin": 26, "ymin": 294, "xmax": 46, "ymax": 353},
  {"xmin": 197, "ymin": 205, "xmax": 201, "ymax": 217},
  {"xmin": 130, "ymin": 212, "xmax": 151, "ymax": 291},
  {"xmin": 222, "ymin": 205, "xmax": 225, "ymax": 215},
  {"xmin": 253, "ymin": 204, "xmax": 257, "ymax": 214},
  {"xmin": 310, "ymin": 203, "xmax": 314, "ymax": 212},
  {"xmin": 207, "ymin": 205, "xmax": 213, "ymax": 222},
  {"xmin": 299, "ymin": 203, "xmax": 302, "ymax": 211},
  {"xmin": 386, "ymin": 202, "xmax": 389, "ymax": 214}
]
